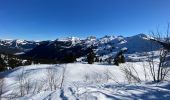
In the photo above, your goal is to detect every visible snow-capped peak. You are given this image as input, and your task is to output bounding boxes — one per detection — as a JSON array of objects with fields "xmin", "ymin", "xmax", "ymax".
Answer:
[{"xmin": 58, "ymin": 37, "xmax": 81, "ymax": 45}]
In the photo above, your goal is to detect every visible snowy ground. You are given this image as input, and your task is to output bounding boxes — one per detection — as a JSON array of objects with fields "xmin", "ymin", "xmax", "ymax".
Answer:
[{"xmin": 0, "ymin": 62, "xmax": 170, "ymax": 100}]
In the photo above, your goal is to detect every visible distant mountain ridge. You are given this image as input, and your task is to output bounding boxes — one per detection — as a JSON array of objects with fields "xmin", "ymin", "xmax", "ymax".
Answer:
[
  {"xmin": 0, "ymin": 39, "xmax": 40, "ymax": 54},
  {"xmin": 0, "ymin": 34, "xmax": 161, "ymax": 62},
  {"xmin": 22, "ymin": 34, "xmax": 161, "ymax": 62}
]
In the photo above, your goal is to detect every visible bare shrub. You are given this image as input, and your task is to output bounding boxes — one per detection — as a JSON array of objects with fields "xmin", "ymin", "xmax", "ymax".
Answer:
[
  {"xmin": 24, "ymin": 79, "xmax": 31, "ymax": 95},
  {"xmin": 16, "ymin": 67, "xmax": 32, "ymax": 97},
  {"xmin": 104, "ymin": 68, "xmax": 111, "ymax": 82},
  {"xmin": 17, "ymin": 67, "xmax": 26, "ymax": 97},
  {"xmin": 71, "ymin": 82, "xmax": 82, "ymax": 98},
  {"xmin": 83, "ymin": 71, "xmax": 108, "ymax": 84},
  {"xmin": 0, "ymin": 78, "xmax": 4, "ymax": 100},
  {"xmin": 142, "ymin": 61, "xmax": 150, "ymax": 81},
  {"xmin": 45, "ymin": 64, "xmax": 67, "ymax": 90},
  {"xmin": 32, "ymin": 80, "xmax": 46, "ymax": 94},
  {"xmin": 120, "ymin": 63, "xmax": 141, "ymax": 83},
  {"xmin": 46, "ymin": 67, "xmax": 60, "ymax": 91},
  {"xmin": 84, "ymin": 73, "xmax": 90, "ymax": 83},
  {"xmin": 148, "ymin": 24, "xmax": 170, "ymax": 82},
  {"xmin": 93, "ymin": 72, "xmax": 105, "ymax": 83},
  {"xmin": 147, "ymin": 50, "xmax": 170, "ymax": 82},
  {"xmin": 60, "ymin": 65, "xmax": 67, "ymax": 89}
]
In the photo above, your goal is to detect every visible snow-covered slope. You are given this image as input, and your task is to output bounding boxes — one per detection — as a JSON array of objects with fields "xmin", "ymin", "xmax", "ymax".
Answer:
[
  {"xmin": 96, "ymin": 34, "xmax": 160, "ymax": 55},
  {"xmin": 0, "ymin": 63, "xmax": 170, "ymax": 100},
  {"xmin": 0, "ymin": 39, "xmax": 40, "ymax": 54},
  {"xmin": 58, "ymin": 37, "xmax": 81, "ymax": 46},
  {"xmin": 0, "ymin": 39, "xmax": 39, "ymax": 48},
  {"xmin": 0, "ymin": 34, "xmax": 161, "ymax": 62},
  {"xmin": 22, "ymin": 34, "xmax": 161, "ymax": 62}
]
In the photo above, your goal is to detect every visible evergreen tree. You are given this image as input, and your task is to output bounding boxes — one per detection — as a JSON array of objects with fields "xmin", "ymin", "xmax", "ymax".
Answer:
[
  {"xmin": 0, "ymin": 56, "xmax": 7, "ymax": 71},
  {"xmin": 23, "ymin": 60, "xmax": 32, "ymax": 66},
  {"xmin": 87, "ymin": 47, "xmax": 95, "ymax": 64},
  {"xmin": 114, "ymin": 51, "xmax": 126, "ymax": 66},
  {"xmin": 64, "ymin": 53, "xmax": 76, "ymax": 63},
  {"xmin": 8, "ymin": 59, "xmax": 22, "ymax": 69},
  {"xmin": 99, "ymin": 59, "xmax": 102, "ymax": 63},
  {"xmin": 95, "ymin": 56, "xmax": 99, "ymax": 62},
  {"xmin": 120, "ymin": 55, "xmax": 125, "ymax": 63},
  {"xmin": 107, "ymin": 57, "xmax": 112, "ymax": 64}
]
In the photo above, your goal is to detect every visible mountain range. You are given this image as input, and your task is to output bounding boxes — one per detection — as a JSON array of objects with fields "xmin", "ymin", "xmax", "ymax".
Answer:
[
  {"xmin": 0, "ymin": 39, "xmax": 39, "ymax": 54},
  {"xmin": 0, "ymin": 34, "xmax": 161, "ymax": 62}
]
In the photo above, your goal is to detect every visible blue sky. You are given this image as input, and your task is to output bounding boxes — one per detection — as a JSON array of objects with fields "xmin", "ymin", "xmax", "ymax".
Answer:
[{"xmin": 0, "ymin": 0, "xmax": 170, "ymax": 40}]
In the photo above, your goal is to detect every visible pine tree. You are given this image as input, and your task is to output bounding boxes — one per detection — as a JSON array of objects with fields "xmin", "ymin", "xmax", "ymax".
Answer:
[
  {"xmin": 107, "ymin": 57, "xmax": 112, "ymax": 64},
  {"xmin": 64, "ymin": 53, "xmax": 76, "ymax": 63},
  {"xmin": 8, "ymin": 59, "xmax": 22, "ymax": 69},
  {"xmin": 95, "ymin": 56, "xmax": 99, "ymax": 62},
  {"xmin": 87, "ymin": 47, "xmax": 95, "ymax": 64},
  {"xmin": 0, "ymin": 56, "xmax": 6, "ymax": 72},
  {"xmin": 99, "ymin": 59, "xmax": 102, "ymax": 62},
  {"xmin": 120, "ymin": 55, "xmax": 125, "ymax": 63},
  {"xmin": 114, "ymin": 50, "xmax": 126, "ymax": 66}
]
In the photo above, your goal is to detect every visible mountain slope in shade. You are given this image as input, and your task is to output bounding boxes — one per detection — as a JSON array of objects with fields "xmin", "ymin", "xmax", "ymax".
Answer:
[
  {"xmin": 23, "ymin": 34, "xmax": 161, "ymax": 62},
  {"xmin": 24, "ymin": 40, "xmax": 91, "ymax": 63}
]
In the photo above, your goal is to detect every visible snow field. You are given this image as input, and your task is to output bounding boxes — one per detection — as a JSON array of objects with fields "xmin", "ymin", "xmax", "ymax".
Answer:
[{"xmin": 0, "ymin": 62, "xmax": 170, "ymax": 100}]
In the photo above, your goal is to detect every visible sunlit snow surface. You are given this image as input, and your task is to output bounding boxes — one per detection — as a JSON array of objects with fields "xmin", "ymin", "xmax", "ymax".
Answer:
[{"xmin": 0, "ymin": 61, "xmax": 170, "ymax": 100}]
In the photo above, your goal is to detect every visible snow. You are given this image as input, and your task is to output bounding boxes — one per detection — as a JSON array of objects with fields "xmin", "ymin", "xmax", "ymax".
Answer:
[
  {"xmin": 0, "ymin": 34, "xmax": 161, "ymax": 59},
  {"xmin": 0, "ymin": 34, "xmax": 169, "ymax": 99},
  {"xmin": 0, "ymin": 61, "xmax": 170, "ymax": 100},
  {"xmin": 14, "ymin": 52, "xmax": 25, "ymax": 55},
  {"xmin": 0, "ymin": 39, "xmax": 39, "ymax": 46},
  {"xmin": 121, "ymin": 47, "xmax": 128, "ymax": 51},
  {"xmin": 92, "ymin": 34, "xmax": 162, "ymax": 62}
]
